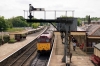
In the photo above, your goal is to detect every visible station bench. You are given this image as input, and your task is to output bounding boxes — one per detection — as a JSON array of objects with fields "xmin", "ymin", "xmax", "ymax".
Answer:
[{"xmin": 90, "ymin": 54, "xmax": 100, "ymax": 66}]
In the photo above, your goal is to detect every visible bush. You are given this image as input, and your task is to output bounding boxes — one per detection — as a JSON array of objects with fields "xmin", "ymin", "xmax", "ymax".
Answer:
[
  {"xmin": 9, "ymin": 39, "xmax": 16, "ymax": 43},
  {"xmin": 3, "ymin": 35, "xmax": 10, "ymax": 43},
  {"xmin": 0, "ymin": 35, "xmax": 10, "ymax": 45},
  {"xmin": 22, "ymin": 34, "xmax": 26, "ymax": 38}
]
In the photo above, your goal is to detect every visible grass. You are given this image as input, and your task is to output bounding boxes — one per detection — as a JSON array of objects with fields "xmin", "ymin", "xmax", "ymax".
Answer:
[
  {"xmin": 8, "ymin": 38, "xmax": 16, "ymax": 43},
  {"xmin": 6, "ymin": 28, "xmax": 25, "ymax": 32}
]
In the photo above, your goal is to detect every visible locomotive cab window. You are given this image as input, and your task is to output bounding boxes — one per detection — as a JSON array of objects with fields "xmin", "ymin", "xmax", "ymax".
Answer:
[
  {"xmin": 46, "ymin": 39, "xmax": 49, "ymax": 42},
  {"xmin": 38, "ymin": 37, "xmax": 50, "ymax": 43},
  {"xmin": 38, "ymin": 39, "xmax": 41, "ymax": 42}
]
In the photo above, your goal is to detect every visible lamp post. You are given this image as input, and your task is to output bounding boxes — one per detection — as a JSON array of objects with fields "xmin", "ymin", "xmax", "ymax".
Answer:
[
  {"xmin": 1, "ymin": 28, "xmax": 4, "ymax": 45},
  {"xmin": 86, "ymin": 30, "xmax": 88, "ymax": 53}
]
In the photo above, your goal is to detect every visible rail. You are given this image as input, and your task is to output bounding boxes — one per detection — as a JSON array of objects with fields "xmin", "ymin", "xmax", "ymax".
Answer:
[
  {"xmin": 0, "ymin": 26, "xmax": 48, "ymax": 66},
  {"xmin": 9, "ymin": 39, "xmax": 37, "ymax": 66},
  {"xmin": 31, "ymin": 54, "xmax": 49, "ymax": 66},
  {"xmin": 47, "ymin": 32, "xmax": 56, "ymax": 66}
]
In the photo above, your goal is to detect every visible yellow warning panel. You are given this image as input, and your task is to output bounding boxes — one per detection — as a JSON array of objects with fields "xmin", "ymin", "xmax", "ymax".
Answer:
[
  {"xmin": 54, "ymin": 32, "xmax": 60, "ymax": 35},
  {"xmin": 71, "ymin": 32, "xmax": 86, "ymax": 35},
  {"xmin": 37, "ymin": 43, "xmax": 50, "ymax": 50},
  {"xmin": 88, "ymin": 36, "xmax": 100, "ymax": 39}
]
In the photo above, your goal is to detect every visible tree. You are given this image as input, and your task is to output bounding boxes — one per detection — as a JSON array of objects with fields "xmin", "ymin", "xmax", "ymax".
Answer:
[
  {"xmin": 0, "ymin": 16, "xmax": 8, "ymax": 31},
  {"xmin": 85, "ymin": 15, "xmax": 89, "ymax": 21},
  {"xmin": 77, "ymin": 19, "xmax": 81, "ymax": 26},
  {"xmin": 40, "ymin": 22, "xmax": 44, "ymax": 26},
  {"xmin": 10, "ymin": 16, "xmax": 29, "ymax": 27},
  {"xmin": 5, "ymin": 19, "xmax": 13, "ymax": 28},
  {"xmin": 32, "ymin": 23, "xmax": 40, "ymax": 28}
]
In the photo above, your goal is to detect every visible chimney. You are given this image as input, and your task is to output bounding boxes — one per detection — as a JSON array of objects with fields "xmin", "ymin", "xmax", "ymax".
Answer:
[{"xmin": 88, "ymin": 15, "xmax": 91, "ymax": 24}]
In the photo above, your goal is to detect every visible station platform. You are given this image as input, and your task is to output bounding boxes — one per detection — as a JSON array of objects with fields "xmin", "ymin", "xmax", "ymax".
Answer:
[
  {"xmin": 48, "ymin": 32, "xmax": 94, "ymax": 66},
  {"xmin": 0, "ymin": 28, "xmax": 46, "ymax": 62}
]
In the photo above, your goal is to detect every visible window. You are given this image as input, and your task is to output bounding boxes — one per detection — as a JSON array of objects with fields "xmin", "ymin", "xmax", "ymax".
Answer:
[
  {"xmin": 88, "ymin": 42, "xmax": 92, "ymax": 47},
  {"xmin": 46, "ymin": 39, "xmax": 49, "ymax": 42},
  {"xmin": 92, "ymin": 42, "xmax": 96, "ymax": 47},
  {"xmin": 38, "ymin": 39, "xmax": 41, "ymax": 42}
]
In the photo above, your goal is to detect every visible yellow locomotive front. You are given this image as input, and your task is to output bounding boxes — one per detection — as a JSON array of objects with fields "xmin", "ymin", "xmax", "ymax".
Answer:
[{"xmin": 37, "ymin": 32, "xmax": 53, "ymax": 53}]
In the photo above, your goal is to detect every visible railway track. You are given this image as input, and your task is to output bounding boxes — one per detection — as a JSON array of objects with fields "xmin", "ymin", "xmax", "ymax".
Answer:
[
  {"xmin": 7, "ymin": 39, "xmax": 37, "ymax": 66},
  {"xmin": 31, "ymin": 54, "xmax": 50, "ymax": 66}
]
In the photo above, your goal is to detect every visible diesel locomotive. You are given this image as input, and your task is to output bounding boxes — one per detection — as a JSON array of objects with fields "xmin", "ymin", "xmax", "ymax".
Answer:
[{"xmin": 37, "ymin": 30, "xmax": 54, "ymax": 53}]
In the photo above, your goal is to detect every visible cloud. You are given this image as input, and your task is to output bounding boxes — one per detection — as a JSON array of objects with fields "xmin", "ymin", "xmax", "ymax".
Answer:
[
  {"xmin": 47, "ymin": 4, "xmax": 78, "ymax": 10},
  {"xmin": 0, "ymin": 0, "xmax": 100, "ymax": 18}
]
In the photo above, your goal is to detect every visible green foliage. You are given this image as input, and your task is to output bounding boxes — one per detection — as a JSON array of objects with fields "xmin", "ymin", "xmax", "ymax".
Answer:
[
  {"xmin": 32, "ymin": 23, "xmax": 40, "ymax": 28},
  {"xmin": 52, "ymin": 22, "xmax": 56, "ymax": 26},
  {"xmin": 0, "ymin": 16, "xmax": 46, "ymax": 30},
  {"xmin": 3, "ymin": 35, "xmax": 10, "ymax": 43},
  {"xmin": 77, "ymin": 19, "xmax": 82, "ymax": 26},
  {"xmin": 0, "ymin": 35, "xmax": 9, "ymax": 45},
  {"xmin": 9, "ymin": 38, "xmax": 16, "ymax": 43},
  {"xmin": 1, "ymin": 15, "xmax": 100, "ymax": 29},
  {"xmin": 0, "ymin": 16, "xmax": 8, "ymax": 31},
  {"xmin": 22, "ymin": 34, "xmax": 26, "ymax": 37},
  {"xmin": 22, "ymin": 34, "xmax": 26, "ymax": 38},
  {"xmin": 60, "ymin": 15, "xmax": 73, "ymax": 18},
  {"xmin": 42, "ymin": 23, "xmax": 49, "ymax": 26},
  {"xmin": 22, "ymin": 34, "xmax": 26, "ymax": 36},
  {"xmin": 5, "ymin": 19, "xmax": 13, "ymax": 28},
  {"xmin": 0, "ymin": 16, "xmax": 30, "ymax": 31},
  {"xmin": 9, "ymin": 16, "xmax": 29, "ymax": 27},
  {"xmin": 79, "ymin": 15, "xmax": 100, "ymax": 22},
  {"xmin": 40, "ymin": 22, "xmax": 44, "ymax": 26},
  {"xmin": 60, "ymin": 15, "xmax": 100, "ymax": 26},
  {"xmin": 6, "ymin": 28, "xmax": 24, "ymax": 32}
]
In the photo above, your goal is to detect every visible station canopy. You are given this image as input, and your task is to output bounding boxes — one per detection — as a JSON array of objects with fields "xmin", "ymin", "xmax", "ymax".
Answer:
[
  {"xmin": 9, "ymin": 31, "xmax": 28, "ymax": 35},
  {"xmin": 71, "ymin": 32, "xmax": 86, "ymax": 35},
  {"xmin": 71, "ymin": 26, "xmax": 86, "ymax": 35}
]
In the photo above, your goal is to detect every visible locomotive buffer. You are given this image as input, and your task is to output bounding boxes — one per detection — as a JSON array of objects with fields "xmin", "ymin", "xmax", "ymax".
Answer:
[{"xmin": 26, "ymin": 4, "xmax": 75, "ymax": 66}]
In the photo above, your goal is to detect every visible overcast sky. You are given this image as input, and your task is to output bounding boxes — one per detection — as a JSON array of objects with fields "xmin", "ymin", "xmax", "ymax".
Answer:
[{"xmin": 0, "ymin": 0, "xmax": 100, "ymax": 19}]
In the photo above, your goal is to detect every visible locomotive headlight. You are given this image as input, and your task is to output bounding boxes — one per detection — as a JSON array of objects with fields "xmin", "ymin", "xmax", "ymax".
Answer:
[
  {"xmin": 46, "ymin": 39, "xmax": 49, "ymax": 42},
  {"xmin": 38, "ymin": 39, "xmax": 41, "ymax": 42}
]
